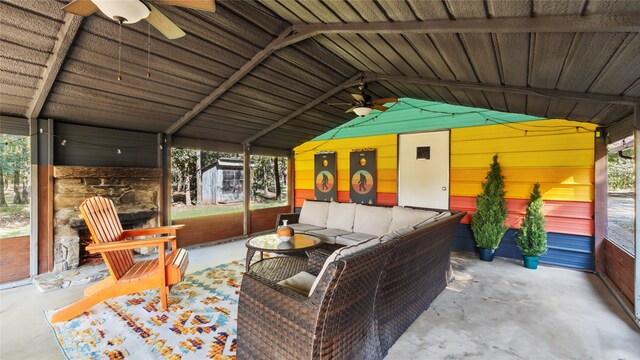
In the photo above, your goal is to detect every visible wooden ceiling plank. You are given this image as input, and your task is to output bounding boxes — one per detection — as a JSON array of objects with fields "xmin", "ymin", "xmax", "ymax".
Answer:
[
  {"xmin": 557, "ymin": 33, "xmax": 628, "ymax": 92},
  {"xmin": 165, "ymin": 27, "xmax": 297, "ymax": 134},
  {"xmin": 589, "ymin": 33, "xmax": 640, "ymax": 95},
  {"xmin": 444, "ymin": 0, "xmax": 488, "ymax": 18},
  {"xmin": 362, "ymin": 73, "xmax": 640, "ymax": 106},
  {"xmin": 242, "ymin": 73, "xmax": 362, "ymax": 144},
  {"xmin": 458, "ymin": 33, "xmax": 502, "ymax": 84},
  {"xmin": 314, "ymin": 36, "xmax": 386, "ymax": 73},
  {"xmin": 487, "ymin": 0, "xmax": 531, "ymax": 17},
  {"xmin": 529, "ymin": 33, "xmax": 574, "ymax": 88},
  {"xmin": 28, "ymin": 13, "xmax": 83, "ymax": 119}
]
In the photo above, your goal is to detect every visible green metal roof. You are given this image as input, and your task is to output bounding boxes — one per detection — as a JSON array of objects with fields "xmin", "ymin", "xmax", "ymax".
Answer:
[{"xmin": 314, "ymin": 98, "xmax": 544, "ymax": 140}]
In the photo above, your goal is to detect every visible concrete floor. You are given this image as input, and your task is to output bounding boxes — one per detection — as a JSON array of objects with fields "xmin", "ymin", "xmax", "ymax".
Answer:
[{"xmin": 1, "ymin": 240, "xmax": 638, "ymax": 360}]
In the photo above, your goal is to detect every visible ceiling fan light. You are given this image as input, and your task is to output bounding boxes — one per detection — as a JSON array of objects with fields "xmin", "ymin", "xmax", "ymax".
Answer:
[
  {"xmin": 92, "ymin": 0, "xmax": 150, "ymax": 24},
  {"xmin": 353, "ymin": 106, "xmax": 372, "ymax": 117}
]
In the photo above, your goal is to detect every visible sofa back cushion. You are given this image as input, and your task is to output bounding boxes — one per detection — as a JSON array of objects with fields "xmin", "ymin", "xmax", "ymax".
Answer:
[
  {"xmin": 388, "ymin": 206, "xmax": 438, "ymax": 232},
  {"xmin": 353, "ymin": 204, "xmax": 393, "ymax": 236},
  {"xmin": 325, "ymin": 202, "xmax": 357, "ymax": 232},
  {"xmin": 380, "ymin": 226, "xmax": 415, "ymax": 243},
  {"xmin": 309, "ymin": 236, "xmax": 381, "ymax": 295},
  {"xmin": 298, "ymin": 200, "xmax": 330, "ymax": 228}
]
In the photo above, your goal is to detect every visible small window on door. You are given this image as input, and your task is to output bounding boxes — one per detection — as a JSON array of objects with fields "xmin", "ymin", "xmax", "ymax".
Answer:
[{"xmin": 416, "ymin": 146, "xmax": 431, "ymax": 160}]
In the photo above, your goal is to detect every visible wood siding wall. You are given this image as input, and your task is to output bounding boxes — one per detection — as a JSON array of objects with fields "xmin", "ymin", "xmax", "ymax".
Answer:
[
  {"xmin": 172, "ymin": 206, "xmax": 290, "ymax": 247},
  {"xmin": 294, "ymin": 134, "xmax": 398, "ymax": 207},
  {"xmin": 0, "ymin": 236, "xmax": 30, "ymax": 283},
  {"xmin": 293, "ymin": 119, "xmax": 598, "ymax": 270},
  {"xmin": 605, "ymin": 239, "xmax": 635, "ymax": 304}
]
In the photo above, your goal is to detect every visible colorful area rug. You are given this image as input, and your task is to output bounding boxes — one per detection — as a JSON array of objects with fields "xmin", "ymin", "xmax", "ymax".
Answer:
[{"xmin": 46, "ymin": 259, "xmax": 246, "ymax": 359}]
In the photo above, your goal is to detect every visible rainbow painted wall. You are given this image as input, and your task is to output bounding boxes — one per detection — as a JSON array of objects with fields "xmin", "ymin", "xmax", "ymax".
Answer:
[{"xmin": 294, "ymin": 99, "xmax": 597, "ymax": 270}]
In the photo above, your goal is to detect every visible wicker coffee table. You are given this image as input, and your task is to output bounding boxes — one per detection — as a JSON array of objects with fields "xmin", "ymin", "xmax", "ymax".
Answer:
[{"xmin": 245, "ymin": 233, "xmax": 322, "ymax": 272}]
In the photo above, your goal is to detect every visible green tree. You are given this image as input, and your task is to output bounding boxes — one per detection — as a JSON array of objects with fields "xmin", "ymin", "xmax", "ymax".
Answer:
[
  {"xmin": 516, "ymin": 183, "xmax": 548, "ymax": 256},
  {"xmin": 0, "ymin": 135, "xmax": 30, "ymax": 206},
  {"xmin": 471, "ymin": 154, "xmax": 508, "ymax": 250}
]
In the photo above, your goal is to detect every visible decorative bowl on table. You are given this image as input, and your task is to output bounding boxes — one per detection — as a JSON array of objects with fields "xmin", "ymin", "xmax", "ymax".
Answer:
[{"xmin": 277, "ymin": 220, "xmax": 295, "ymax": 242}]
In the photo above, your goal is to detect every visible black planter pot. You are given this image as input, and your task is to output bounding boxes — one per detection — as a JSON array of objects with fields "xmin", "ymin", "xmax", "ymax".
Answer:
[{"xmin": 478, "ymin": 247, "xmax": 495, "ymax": 262}]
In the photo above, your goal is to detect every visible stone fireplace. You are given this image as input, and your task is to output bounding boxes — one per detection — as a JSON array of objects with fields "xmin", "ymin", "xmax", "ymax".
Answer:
[{"xmin": 53, "ymin": 166, "xmax": 162, "ymax": 272}]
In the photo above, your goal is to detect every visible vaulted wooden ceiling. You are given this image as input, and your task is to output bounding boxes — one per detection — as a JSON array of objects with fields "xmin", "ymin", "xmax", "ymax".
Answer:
[{"xmin": 1, "ymin": 0, "xmax": 639, "ymax": 150}]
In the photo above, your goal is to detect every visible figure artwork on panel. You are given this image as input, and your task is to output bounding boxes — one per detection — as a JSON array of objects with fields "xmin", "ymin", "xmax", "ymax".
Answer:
[
  {"xmin": 314, "ymin": 152, "xmax": 337, "ymax": 202},
  {"xmin": 350, "ymin": 149, "xmax": 376, "ymax": 204}
]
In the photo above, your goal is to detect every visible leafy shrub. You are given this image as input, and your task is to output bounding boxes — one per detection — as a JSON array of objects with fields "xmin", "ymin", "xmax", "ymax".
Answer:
[
  {"xmin": 471, "ymin": 154, "xmax": 508, "ymax": 250},
  {"xmin": 517, "ymin": 183, "xmax": 547, "ymax": 257}
]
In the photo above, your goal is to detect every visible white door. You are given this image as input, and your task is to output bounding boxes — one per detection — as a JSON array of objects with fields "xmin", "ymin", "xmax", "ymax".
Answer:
[{"xmin": 398, "ymin": 131, "xmax": 450, "ymax": 209}]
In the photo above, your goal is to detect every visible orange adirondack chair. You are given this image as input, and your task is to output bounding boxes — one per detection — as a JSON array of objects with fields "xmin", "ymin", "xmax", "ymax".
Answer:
[{"xmin": 51, "ymin": 196, "xmax": 189, "ymax": 323}]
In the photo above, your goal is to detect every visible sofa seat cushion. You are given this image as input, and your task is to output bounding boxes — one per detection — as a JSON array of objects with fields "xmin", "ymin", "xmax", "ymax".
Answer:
[
  {"xmin": 336, "ymin": 232, "xmax": 377, "ymax": 246},
  {"xmin": 307, "ymin": 228, "xmax": 352, "ymax": 244},
  {"xmin": 388, "ymin": 206, "xmax": 439, "ymax": 232},
  {"xmin": 325, "ymin": 202, "xmax": 357, "ymax": 232},
  {"xmin": 353, "ymin": 204, "xmax": 393, "ymax": 236},
  {"xmin": 278, "ymin": 271, "xmax": 316, "ymax": 296},
  {"xmin": 289, "ymin": 223, "xmax": 325, "ymax": 234},
  {"xmin": 298, "ymin": 200, "xmax": 330, "ymax": 228},
  {"xmin": 309, "ymin": 236, "xmax": 381, "ymax": 295}
]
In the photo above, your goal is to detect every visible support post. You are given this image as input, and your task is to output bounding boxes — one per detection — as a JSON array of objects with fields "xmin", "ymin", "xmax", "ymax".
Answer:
[
  {"xmin": 159, "ymin": 134, "xmax": 171, "ymax": 227},
  {"xmin": 288, "ymin": 151, "xmax": 295, "ymax": 213},
  {"xmin": 243, "ymin": 144, "xmax": 251, "ymax": 236},
  {"xmin": 594, "ymin": 129, "xmax": 608, "ymax": 273},
  {"xmin": 29, "ymin": 118, "xmax": 39, "ymax": 278},
  {"xmin": 37, "ymin": 119, "xmax": 54, "ymax": 273},
  {"xmin": 634, "ymin": 106, "xmax": 639, "ymax": 319}
]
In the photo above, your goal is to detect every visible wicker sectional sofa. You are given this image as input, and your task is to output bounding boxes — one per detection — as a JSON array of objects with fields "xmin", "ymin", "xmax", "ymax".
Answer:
[{"xmin": 238, "ymin": 200, "xmax": 465, "ymax": 359}]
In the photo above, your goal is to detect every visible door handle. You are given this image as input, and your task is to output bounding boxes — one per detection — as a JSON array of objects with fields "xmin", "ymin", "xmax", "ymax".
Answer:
[{"xmin": 442, "ymin": 186, "xmax": 447, "ymax": 191}]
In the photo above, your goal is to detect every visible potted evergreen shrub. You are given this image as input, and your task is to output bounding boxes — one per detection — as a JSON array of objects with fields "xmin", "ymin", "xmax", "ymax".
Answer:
[
  {"xmin": 516, "ymin": 183, "xmax": 547, "ymax": 269},
  {"xmin": 471, "ymin": 154, "xmax": 508, "ymax": 261}
]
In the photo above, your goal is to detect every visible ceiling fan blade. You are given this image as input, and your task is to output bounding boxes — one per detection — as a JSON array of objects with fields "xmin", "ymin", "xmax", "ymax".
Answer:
[
  {"xmin": 351, "ymin": 94, "xmax": 364, "ymax": 102},
  {"xmin": 345, "ymin": 107, "xmax": 356, "ymax": 113},
  {"xmin": 61, "ymin": 0, "xmax": 99, "ymax": 16},
  {"xmin": 372, "ymin": 97, "xmax": 398, "ymax": 105},
  {"xmin": 327, "ymin": 102, "xmax": 352, "ymax": 106},
  {"xmin": 152, "ymin": 0, "xmax": 216, "ymax": 12},
  {"xmin": 145, "ymin": 4, "xmax": 186, "ymax": 39},
  {"xmin": 371, "ymin": 105, "xmax": 389, "ymax": 112}
]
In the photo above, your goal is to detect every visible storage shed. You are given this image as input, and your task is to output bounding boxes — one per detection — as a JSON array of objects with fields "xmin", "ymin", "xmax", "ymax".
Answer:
[{"xmin": 202, "ymin": 158, "xmax": 252, "ymax": 204}]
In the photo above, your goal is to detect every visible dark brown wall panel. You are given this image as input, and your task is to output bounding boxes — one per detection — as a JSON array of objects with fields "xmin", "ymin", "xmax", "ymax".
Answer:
[
  {"xmin": 172, "ymin": 205, "xmax": 290, "ymax": 248},
  {"xmin": 250, "ymin": 205, "xmax": 290, "ymax": 233},
  {"xmin": 54, "ymin": 123, "xmax": 158, "ymax": 168},
  {"xmin": 0, "ymin": 236, "xmax": 30, "ymax": 283},
  {"xmin": 173, "ymin": 213, "xmax": 244, "ymax": 248},
  {"xmin": 604, "ymin": 239, "xmax": 635, "ymax": 304}
]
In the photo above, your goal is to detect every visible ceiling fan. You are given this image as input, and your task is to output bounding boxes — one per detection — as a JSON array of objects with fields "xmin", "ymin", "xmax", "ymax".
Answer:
[
  {"xmin": 329, "ymin": 81, "xmax": 398, "ymax": 117},
  {"xmin": 61, "ymin": 0, "xmax": 216, "ymax": 39}
]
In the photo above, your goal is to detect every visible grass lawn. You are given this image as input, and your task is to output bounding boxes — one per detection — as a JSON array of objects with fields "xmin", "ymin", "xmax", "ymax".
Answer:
[
  {"xmin": 172, "ymin": 200, "xmax": 288, "ymax": 220},
  {"xmin": 0, "ymin": 203, "xmax": 30, "ymax": 238}
]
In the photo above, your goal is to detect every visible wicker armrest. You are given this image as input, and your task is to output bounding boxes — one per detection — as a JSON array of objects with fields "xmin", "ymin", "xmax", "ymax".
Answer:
[
  {"xmin": 306, "ymin": 248, "xmax": 333, "ymax": 276},
  {"xmin": 238, "ymin": 272, "xmax": 317, "ymax": 352},
  {"xmin": 275, "ymin": 212, "xmax": 300, "ymax": 228}
]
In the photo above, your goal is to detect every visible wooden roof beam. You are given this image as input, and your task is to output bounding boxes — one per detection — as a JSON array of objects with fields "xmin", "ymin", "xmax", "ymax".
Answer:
[
  {"xmin": 242, "ymin": 73, "xmax": 363, "ymax": 145},
  {"xmin": 362, "ymin": 73, "xmax": 640, "ymax": 106},
  {"xmin": 28, "ymin": 13, "xmax": 83, "ymax": 120},
  {"xmin": 290, "ymin": 14, "xmax": 640, "ymax": 41},
  {"xmin": 165, "ymin": 26, "xmax": 307, "ymax": 135}
]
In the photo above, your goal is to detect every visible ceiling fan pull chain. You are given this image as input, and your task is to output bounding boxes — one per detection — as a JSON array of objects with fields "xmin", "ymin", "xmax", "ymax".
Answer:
[
  {"xmin": 147, "ymin": 22, "xmax": 151, "ymax": 78},
  {"xmin": 117, "ymin": 21, "xmax": 122, "ymax": 81}
]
